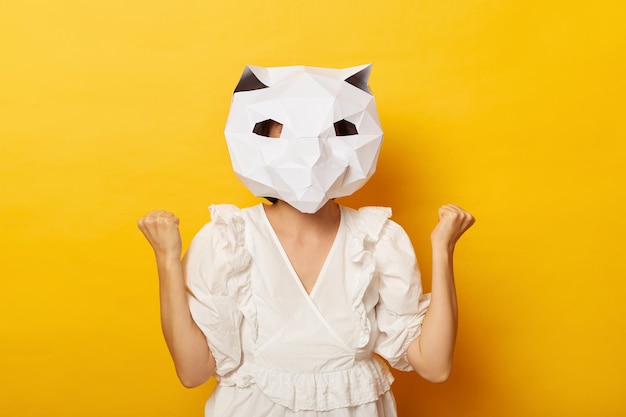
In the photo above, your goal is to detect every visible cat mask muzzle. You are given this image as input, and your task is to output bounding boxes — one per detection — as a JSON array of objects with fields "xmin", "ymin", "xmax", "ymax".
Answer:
[{"xmin": 224, "ymin": 64, "xmax": 383, "ymax": 214}]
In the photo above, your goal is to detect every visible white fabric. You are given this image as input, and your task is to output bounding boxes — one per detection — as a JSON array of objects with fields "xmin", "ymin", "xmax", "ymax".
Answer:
[{"xmin": 186, "ymin": 204, "xmax": 430, "ymax": 416}]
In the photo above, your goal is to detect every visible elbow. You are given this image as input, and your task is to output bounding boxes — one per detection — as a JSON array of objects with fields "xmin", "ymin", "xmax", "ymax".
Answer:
[
  {"xmin": 176, "ymin": 366, "xmax": 214, "ymax": 389},
  {"xmin": 408, "ymin": 349, "xmax": 453, "ymax": 383},
  {"xmin": 422, "ymin": 370, "xmax": 451, "ymax": 384},
  {"xmin": 178, "ymin": 372, "xmax": 211, "ymax": 388},
  {"xmin": 418, "ymin": 366, "xmax": 452, "ymax": 384},
  {"xmin": 173, "ymin": 350, "xmax": 217, "ymax": 388},
  {"xmin": 179, "ymin": 376, "xmax": 204, "ymax": 389}
]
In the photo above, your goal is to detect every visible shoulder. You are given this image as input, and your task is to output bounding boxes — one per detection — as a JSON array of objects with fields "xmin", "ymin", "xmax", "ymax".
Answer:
[
  {"xmin": 186, "ymin": 204, "xmax": 255, "ymax": 287},
  {"xmin": 341, "ymin": 205, "xmax": 390, "ymax": 234},
  {"xmin": 192, "ymin": 203, "xmax": 262, "ymax": 238},
  {"xmin": 209, "ymin": 203, "xmax": 245, "ymax": 225},
  {"xmin": 340, "ymin": 204, "xmax": 416, "ymax": 266},
  {"xmin": 340, "ymin": 204, "xmax": 408, "ymax": 242}
]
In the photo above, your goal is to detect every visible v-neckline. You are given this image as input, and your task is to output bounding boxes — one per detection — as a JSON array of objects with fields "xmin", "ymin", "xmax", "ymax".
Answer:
[{"xmin": 259, "ymin": 204, "xmax": 343, "ymax": 298}]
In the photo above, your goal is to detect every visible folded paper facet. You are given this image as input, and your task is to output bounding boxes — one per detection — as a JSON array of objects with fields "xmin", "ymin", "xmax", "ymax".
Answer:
[{"xmin": 224, "ymin": 64, "xmax": 384, "ymax": 213}]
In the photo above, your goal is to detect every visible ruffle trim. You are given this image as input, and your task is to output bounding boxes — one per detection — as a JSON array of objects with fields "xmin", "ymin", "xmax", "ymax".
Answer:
[
  {"xmin": 206, "ymin": 204, "xmax": 395, "ymax": 396},
  {"xmin": 344, "ymin": 206, "xmax": 393, "ymax": 348},
  {"xmin": 219, "ymin": 358, "xmax": 394, "ymax": 412},
  {"xmin": 207, "ymin": 204, "xmax": 256, "ymax": 375},
  {"xmin": 207, "ymin": 203, "xmax": 393, "ymax": 357},
  {"xmin": 378, "ymin": 292, "xmax": 432, "ymax": 371},
  {"xmin": 209, "ymin": 204, "xmax": 251, "ymax": 293}
]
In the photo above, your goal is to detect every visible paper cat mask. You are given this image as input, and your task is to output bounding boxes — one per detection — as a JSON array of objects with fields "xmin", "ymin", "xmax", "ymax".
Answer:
[{"xmin": 224, "ymin": 64, "xmax": 383, "ymax": 213}]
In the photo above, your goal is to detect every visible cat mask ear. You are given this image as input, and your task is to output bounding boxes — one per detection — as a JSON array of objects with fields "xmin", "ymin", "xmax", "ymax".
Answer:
[
  {"xmin": 234, "ymin": 66, "xmax": 268, "ymax": 93},
  {"xmin": 344, "ymin": 64, "xmax": 372, "ymax": 94}
]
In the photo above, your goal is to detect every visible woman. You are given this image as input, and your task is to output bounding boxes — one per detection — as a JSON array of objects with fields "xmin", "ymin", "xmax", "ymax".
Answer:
[{"xmin": 138, "ymin": 65, "xmax": 475, "ymax": 416}]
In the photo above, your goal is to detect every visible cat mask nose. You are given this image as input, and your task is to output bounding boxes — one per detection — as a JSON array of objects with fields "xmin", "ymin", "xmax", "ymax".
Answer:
[{"xmin": 224, "ymin": 65, "xmax": 383, "ymax": 213}]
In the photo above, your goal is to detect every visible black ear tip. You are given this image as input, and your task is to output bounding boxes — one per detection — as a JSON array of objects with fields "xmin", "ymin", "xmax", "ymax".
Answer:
[
  {"xmin": 345, "ymin": 65, "xmax": 373, "ymax": 94},
  {"xmin": 234, "ymin": 66, "xmax": 269, "ymax": 93}
]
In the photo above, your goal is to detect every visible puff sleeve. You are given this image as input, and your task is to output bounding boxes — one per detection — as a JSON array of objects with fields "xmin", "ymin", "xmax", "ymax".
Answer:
[
  {"xmin": 184, "ymin": 205, "xmax": 251, "ymax": 377},
  {"xmin": 373, "ymin": 220, "xmax": 431, "ymax": 371}
]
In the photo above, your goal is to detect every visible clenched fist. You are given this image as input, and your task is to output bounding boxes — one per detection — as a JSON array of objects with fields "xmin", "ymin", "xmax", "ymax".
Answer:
[
  {"xmin": 137, "ymin": 210, "xmax": 183, "ymax": 260},
  {"xmin": 430, "ymin": 204, "xmax": 475, "ymax": 251}
]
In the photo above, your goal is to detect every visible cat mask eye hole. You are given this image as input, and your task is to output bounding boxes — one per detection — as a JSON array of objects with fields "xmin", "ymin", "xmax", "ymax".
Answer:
[
  {"xmin": 253, "ymin": 119, "xmax": 283, "ymax": 138},
  {"xmin": 334, "ymin": 119, "xmax": 358, "ymax": 136}
]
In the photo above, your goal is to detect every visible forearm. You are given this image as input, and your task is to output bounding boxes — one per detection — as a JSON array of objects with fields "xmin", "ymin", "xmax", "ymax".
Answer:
[
  {"xmin": 407, "ymin": 244, "xmax": 458, "ymax": 382},
  {"xmin": 156, "ymin": 255, "xmax": 216, "ymax": 387}
]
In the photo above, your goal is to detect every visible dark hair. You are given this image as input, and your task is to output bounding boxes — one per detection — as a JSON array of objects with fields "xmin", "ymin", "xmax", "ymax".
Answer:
[{"xmin": 264, "ymin": 197, "xmax": 278, "ymax": 203}]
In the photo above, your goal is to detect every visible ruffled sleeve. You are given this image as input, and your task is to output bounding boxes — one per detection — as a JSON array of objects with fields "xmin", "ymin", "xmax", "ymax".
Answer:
[
  {"xmin": 373, "ymin": 219, "xmax": 431, "ymax": 371},
  {"xmin": 184, "ymin": 204, "xmax": 251, "ymax": 377}
]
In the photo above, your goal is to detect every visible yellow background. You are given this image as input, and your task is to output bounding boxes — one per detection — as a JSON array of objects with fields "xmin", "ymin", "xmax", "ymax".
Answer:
[{"xmin": 1, "ymin": 0, "xmax": 625, "ymax": 416}]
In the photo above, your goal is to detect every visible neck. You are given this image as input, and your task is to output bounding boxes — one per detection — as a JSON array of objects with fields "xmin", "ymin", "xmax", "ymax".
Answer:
[{"xmin": 263, "ymin": 200, "xmax": 340, "ymax": 235}]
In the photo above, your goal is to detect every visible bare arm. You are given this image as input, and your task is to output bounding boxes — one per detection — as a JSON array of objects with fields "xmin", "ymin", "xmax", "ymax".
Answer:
[
  {"xmin": 138, "ymin": 211, "xmax": 216, "ymax": 387},
  {"xmin": 407, "ymin": 205, "xmax": 475, "ymax": 383}
]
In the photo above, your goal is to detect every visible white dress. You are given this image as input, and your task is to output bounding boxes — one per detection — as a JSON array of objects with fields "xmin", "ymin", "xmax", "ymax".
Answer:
[{"xmin": 185, "ymin": 204, "xmax": 430, "ymax": 416}]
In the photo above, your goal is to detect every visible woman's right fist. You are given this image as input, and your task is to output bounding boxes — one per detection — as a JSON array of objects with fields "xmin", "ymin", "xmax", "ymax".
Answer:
[{"xmin": 137, "ymin": 210, "xmax": 183, "ymax": 259}]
